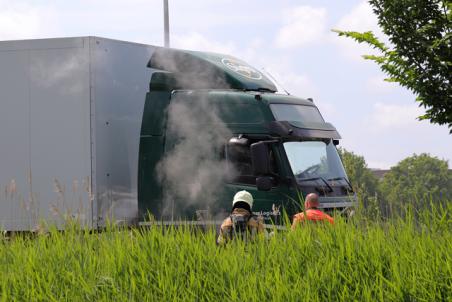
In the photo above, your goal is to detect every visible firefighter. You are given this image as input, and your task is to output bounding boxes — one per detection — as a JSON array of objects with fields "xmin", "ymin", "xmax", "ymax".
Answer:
[
  {"xmin": 217, "ymin": 190, "xmax": 264, "ymax": 245},
  {"xmin": 291, "ymin": 193, "xmax": 334, "ymax": 229}
]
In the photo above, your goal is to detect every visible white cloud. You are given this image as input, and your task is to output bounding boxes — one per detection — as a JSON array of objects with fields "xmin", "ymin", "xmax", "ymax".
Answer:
[
  {"xmin": 371, "ymin": 102, "xmax": 424, "ymax": 128},
  {"xmin": 340, "ymin": 100, "xmax": 452, "ymax": 169},
  {"xmin": 275, "ymin": 6, "xmax": 327, "ymax": 48},
  {"xmin": 172, "ymin": 32, "xmax": 236, "ymax": 54},
  {"xmin": 332, "ymin": 1, "xmax": 386, "ymax": 61},
  {"xmin": 274, "ymin": 71, "xmax": 313, "ymax": 96},
  {"xmin": 0, "ymin": 1, "xmax": 57, "ymax": 40},
  {"xmin": 366, "ymin": 160, "xmax": 392, "ymax": 169},
  {"xmin": 0, "ymin": 0, "xmax": 164, "ymax": 44},
  {"xmin": 315, "ymin": 101, "xmax": 337, "ymax": 121},
  {"xmin": 263, "ymin": 67, "xmax": 316, "ymax": 97},
  {"xmin": 366, "ymin": 76, "xmax": 398, "ymax": 93},
  {"xmin": 257, "ymin": 64, "xmax": 338, "ymax": 120},
  {"xmin": 336, "ymin": 1, "xmax": 379, "ymax": 32}
]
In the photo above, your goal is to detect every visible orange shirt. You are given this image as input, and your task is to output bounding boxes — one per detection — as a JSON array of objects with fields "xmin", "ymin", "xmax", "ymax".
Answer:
[{"xmin": 291, "ymin": 209, "xmax": 334, "ymax": 230}]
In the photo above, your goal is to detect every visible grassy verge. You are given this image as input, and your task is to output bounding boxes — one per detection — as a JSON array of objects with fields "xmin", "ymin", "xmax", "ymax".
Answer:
[{"xmin": 1, "ymin": 206, "xmax": 451, "ymax": 301}]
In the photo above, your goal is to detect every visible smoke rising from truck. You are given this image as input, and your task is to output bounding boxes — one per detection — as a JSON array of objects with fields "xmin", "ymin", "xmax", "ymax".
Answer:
[
  {"xmin": 157, "ymin": 95, "xmax": 235, "ymax": 219},
  {"xmin": 147, "ymin": 47, "xmax": 243, "ymax": 219}
]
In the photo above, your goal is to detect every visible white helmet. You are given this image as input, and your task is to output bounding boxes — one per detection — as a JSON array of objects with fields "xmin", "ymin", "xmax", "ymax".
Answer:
[{"xmin": 232, "ymin": 190, "xmax": 253, "ymax": 209}]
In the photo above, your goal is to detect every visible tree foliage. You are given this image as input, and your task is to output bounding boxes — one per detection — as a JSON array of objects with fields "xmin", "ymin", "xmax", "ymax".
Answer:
[
  {"xmin": 334, "ymin": 0, "xmax": 452, "ymax": 132},
  {"xmin": 338, "ymin": 148, "xmax": 378, "ymax": 197},
  {"xmin": 379, "ymin": 153, "xmax": 452, "ymax": 207}
]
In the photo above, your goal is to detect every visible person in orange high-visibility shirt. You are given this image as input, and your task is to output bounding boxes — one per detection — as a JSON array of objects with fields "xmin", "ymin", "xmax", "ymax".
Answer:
[{"xmin": 291, "ymin": 193, "xmax": 334, "ymax": 230}]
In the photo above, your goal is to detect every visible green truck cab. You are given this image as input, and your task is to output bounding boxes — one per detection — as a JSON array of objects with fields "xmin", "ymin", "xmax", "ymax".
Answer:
[{"xmin": 138, "ymin": 47, "xmax": 355, "ymax": 223}]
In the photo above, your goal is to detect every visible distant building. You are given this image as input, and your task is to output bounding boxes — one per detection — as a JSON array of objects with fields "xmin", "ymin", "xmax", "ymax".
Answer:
[{"xmin": 370, "ymin": 169, "xmax": 390, "ymax": 180}]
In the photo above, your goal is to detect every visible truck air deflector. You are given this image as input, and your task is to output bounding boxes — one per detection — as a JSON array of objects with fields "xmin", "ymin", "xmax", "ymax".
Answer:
[
  {"xmin": 148, "ymin": 47, "xmax": 277, "ymax": 92},
  {"xmin": 268, "ymin": 121, "xmax": 341, "ymax": 139},
  {"xmin": 288, "ymin": 121, "xmax": 336, "ymax": 131}
]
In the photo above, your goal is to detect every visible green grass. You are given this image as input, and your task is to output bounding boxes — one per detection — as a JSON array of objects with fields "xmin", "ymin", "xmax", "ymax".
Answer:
[{"xmin": 1, "ymin": 206, "xmax": 451, "ymax": 301}]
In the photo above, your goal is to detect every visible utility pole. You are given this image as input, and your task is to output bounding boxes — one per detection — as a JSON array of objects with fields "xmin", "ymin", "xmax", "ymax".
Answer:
[{"xmin": 163, "ymin": 0, "xmax": 170, "ymax": 47}]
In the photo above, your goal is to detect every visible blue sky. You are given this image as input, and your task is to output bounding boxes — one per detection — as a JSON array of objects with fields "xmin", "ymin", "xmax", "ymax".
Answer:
[{"xmin": 1, "ymin": 0, "xmax": 450, "ymax": 168}]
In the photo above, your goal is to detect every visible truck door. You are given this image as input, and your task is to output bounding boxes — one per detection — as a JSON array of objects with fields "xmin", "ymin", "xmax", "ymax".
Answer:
[{"xmin": 224, "ymin": 140, "xmax": 291, "ymax": 224}]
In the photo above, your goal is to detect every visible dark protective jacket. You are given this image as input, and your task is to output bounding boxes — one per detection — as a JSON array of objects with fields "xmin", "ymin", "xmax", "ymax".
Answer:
[{"xmin": 217, "ymin": 208, "xmax": 264, "ymax": 245}]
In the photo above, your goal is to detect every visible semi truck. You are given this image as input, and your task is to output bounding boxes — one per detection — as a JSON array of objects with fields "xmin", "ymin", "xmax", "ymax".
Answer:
[{"xmin": 0, "ymin": 37, "xmax": 355, "ymax": 231}]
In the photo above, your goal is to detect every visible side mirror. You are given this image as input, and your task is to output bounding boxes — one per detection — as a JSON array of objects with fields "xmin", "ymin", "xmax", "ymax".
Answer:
[
  {"xmin": 256, "ymin": 176, "xmax": 272, "ymax": 191},
  {"xmin": 333, "ymin": 139, "xmax": 339, "ymax": 146},
  {"xmin": 228, "ymin": 137, "xmax": 249, "ymax": 146},
  {"xmin": 250, "ymin": 142, "xmax": 270, "ymax": 175}
]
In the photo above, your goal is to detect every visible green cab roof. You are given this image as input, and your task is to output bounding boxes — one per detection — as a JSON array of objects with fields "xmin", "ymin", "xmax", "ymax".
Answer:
[{"xmin": 148, "ymin": 47, "xmax": 277, "ymax": 92}]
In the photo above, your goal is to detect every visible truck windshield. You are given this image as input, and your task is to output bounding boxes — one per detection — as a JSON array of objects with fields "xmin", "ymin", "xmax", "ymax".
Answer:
[
  {"xmin": 283, "ymin": 140, "xmax": 349, "ymax": 186},
  {"xmin": 270, "ymin": 104, "xmax": 324, "ymax": 123}
]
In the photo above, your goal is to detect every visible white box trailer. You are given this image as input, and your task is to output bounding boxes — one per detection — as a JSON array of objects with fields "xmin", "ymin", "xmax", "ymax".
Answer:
[{"xmin": 0, "ymin": 37, "xmax": 156, "ymax": 231}]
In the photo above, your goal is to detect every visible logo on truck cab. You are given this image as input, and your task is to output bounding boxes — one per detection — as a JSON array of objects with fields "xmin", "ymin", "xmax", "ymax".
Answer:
[{"xmin": 221, "ymin": 58, "xmax": 263, "ymax": 80}]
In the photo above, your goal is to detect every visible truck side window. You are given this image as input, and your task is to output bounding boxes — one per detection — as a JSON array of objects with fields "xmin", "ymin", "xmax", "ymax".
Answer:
[{"xmin": 225, "ymin": 142, "xmax": 278, "ymax": 186}]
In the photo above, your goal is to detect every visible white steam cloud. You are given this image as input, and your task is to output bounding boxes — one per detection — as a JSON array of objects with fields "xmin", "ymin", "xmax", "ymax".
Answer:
[{"xmin": 157, "ymin": 95, "xmax": 236, "ymax": 220}]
